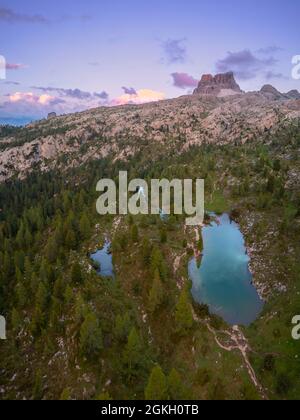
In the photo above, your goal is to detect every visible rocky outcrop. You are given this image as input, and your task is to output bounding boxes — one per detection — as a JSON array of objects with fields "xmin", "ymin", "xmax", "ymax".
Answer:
[
  {"xmin": 47, "ymin": 112, "xmax": 57, "ymax": 120},
  {"xmin": 193, "ymin": 72, "xmax": 242, "ymax": 96},
  {"xmin": 261, "ymin": 85, "xmax": 300, "ymax": 101},
  {"xmin": 260, "ymin": 85, "xmax": 285, "ymax": 100},
  {"xmin": 286, "ymin": 90, "xmax": 300, "ymax": 100}
]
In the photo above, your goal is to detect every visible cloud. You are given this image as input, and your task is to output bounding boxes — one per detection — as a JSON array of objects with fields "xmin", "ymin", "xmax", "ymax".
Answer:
[
  {"xmin": 32, "ymin": 86, "xmax": 109, "ymax": 101},
  {"xmin": 257, "ymin": 46, "xmax": 283, "ymax": 55},
  {"xmin": 0, "ymin": 7, "xmax": 91, "ymax": 25},
  {"xmin": 6, "ymin": 63, "xmax": 26, "ymax": 70},
  {"xmin": 9, "ymin": 92, "xmax": 64, "ymax": 106},
  {"xmin": 95, "ymin": 91, "xmax": 109, "ymax": 100},
  {"xmin": 265, "ymin": 71, "xmax": 287, "ymax": 80},
  {"xmin": 0, "ymin": 91, "xmax": 66, "ymax": 118},
  {"xmin": 1, "ymin": 86, "xmax": 110, "ymax": 119},
  {"xmin": 5, "ymin": 81, "xmax": 20, "ymax": 85},
  {"xmin": 1, "ymin": 85, "xmax": 164, "ymax": 118},
  {"xmin": 216, "ymin": 49, "xmax": 278, "ymax": 80},
  {"xmin": 111, "ymin": 89, "xmax": 165, "ymax": 106},
  {"xmin": 162, "ymin": 39, "xmax": 187, "ymax": 64},
  {"xmin": 0, "ymin": 7, "xmax": 49, "ymax": 24},
  {"xmin": 171, "ymin": 72, "xmax": 198, "ymax": 89},
  {"xmin": 122, "ymin": 86, "xmax": 137, "ymax": 95}
]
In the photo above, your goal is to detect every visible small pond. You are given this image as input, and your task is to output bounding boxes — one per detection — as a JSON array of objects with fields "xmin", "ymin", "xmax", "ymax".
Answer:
[
  {"xmin": 90, "ymin": 240, "xmax": 115, "ymax": 278},
  {"xmin": 189, "ymin": 213, "xmax": 264, "ymax": 326}
]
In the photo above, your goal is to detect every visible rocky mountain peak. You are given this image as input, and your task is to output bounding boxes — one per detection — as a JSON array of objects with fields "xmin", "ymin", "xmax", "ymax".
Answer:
[
  {"xmin": 286, "ymin": 90, "xmax": 300, "ymax": 100},
  {"xmin": 260, "ymin": 84, "xmax": 283, "ymax": 99},
  {"xmin": 193, "ymin": 71, "xmax": 242, "ymax": 96},
  {"xmin": 260, "ymin": 85, "xmax": 300, "ymax": 101}
]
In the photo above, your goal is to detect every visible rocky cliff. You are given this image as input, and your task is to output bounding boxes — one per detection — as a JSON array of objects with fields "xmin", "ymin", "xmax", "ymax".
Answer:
[{"xmin": 193, "ymin": 72, "xmax": 242, "ymax": 96}]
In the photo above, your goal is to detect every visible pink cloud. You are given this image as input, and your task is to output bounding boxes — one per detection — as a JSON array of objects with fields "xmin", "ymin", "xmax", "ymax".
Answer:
[
  {"xmin": 112, "ymin": 89, "xmax": 165, "ymax": 106},
  {"xmin": 9, "ymin": 92, "xmax": 55, "ymax": 105},
  {"xmin": 6, "ymin": 63, "xmax": 26, "ymax": 70},
  {"xmin": 1, "ymin": 88, "xmax": 106, "ymax": 118},
  {"xmin": 171, "ymin": 72, "xmax": 198, "ymax": 89},
  {"xmin": 0, "ymin": 91, "xmax": 66, "ymax": 118}
]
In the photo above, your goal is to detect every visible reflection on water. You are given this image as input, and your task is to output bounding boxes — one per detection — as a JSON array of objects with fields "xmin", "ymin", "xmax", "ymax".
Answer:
[
  {"xmin": 189, "ymin": 213, "xmax": 263, "ymax": 326},
  {"xmin": 90, "ymin": 240, "xmax": 115, "ymax": 278}
]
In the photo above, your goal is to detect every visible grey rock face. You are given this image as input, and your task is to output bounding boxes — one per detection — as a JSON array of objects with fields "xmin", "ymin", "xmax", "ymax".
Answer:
[
  {"xmin": 47, "ymin": 112, "xmax": 57, "ymax": 120},
  {"xmin": 193, "ymin": 72, "xmax": 242, "ymax": 96}
]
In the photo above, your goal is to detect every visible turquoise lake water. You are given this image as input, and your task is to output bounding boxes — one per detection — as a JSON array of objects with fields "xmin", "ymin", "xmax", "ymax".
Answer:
[
  {"xmin": 189, "ymin": 213, "xmax": 263, "ymax": 326},
  {"xmin": 90, "ymin": 241, "xmax": 115, "ymax": 278}
]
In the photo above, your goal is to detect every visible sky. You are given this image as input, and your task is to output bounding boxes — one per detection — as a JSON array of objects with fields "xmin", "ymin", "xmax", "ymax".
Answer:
[{"xmin": 0, "ymin": 0, "xmax": 300, "ymax": 124}]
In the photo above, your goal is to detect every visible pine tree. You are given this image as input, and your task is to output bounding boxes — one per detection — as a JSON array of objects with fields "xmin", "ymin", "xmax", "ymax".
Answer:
[
  {"xmin": 122, "ymin": 327, "xmax": 143, "ymax": 377},
  {"xmin": 74, "ymin": 293, "xmax": 87, "ymax": 323},
  {"xmin": 145, "ymin": 366, "xmax": 168, "ymax": 400},
  {"xmin": 148, "ymin": 269, "xmax": 164, "ymax": 313},
  {"xmin": 80, "ymin": 312, "xmax": 103, "ymax": 358},
  {"xmin": 79, "ymin": 213, "xmax": 91, "ymax": 240},
  {"xmin": 32, "ymin": 369, "xmax": 43, "ymax": 400},
  {"xmin": 35, "ymin": 281, "xmax": 48, "ymax": 311},
  {"xmin": 160, "ymin": 227, "xmax": 167, "ymax": 244},
  {"xmin": 175, "ymin": 289, "xmax": 193, "ymax": 335},
  {"xmin": 97, "ymin": 392, "xmax": 112, "ymax": 400},
  {"xmin": 11, "ymin": 308, "xmax": 21, "ymax": 332},
  {"xmin": 45, "ymin": 235, "xmax": 58, "ymax": 263},
  {"xmin": 65, "ymin": 228, "xmax": 77, "ymax": 250},
  {"xmin": 131, "ymin": 224, "xmax": 139, "ymax": 243},
  {"xmin": 16, "ymin": 222, "xmax": 25, "ymax": 249},
  {"xmin": 16, "ymin": 278, "xmax": 27, "ymax": 308},
  {"xmin": 150, "ymin": 247, "xmax": 167, "ymax": 281},
  {"xmin": 31, "ymin": 281, "xmax": 49, "ymax": 335},
  {"xmin": 168, "ymin": 368, "xmax": 184, "ymax": 400},
  {"xmin": 142, "ymin": 237, "xmax": 152, "ymax": 266},
  {"xmin": 64, "ymin": 285, "xmax": 73, "ymax": 304},
  {"xmin": 71, "ymin": 262, "xmax": 83, "ymax": 284},
  {"xmin": 60, "ymin": 388, "xmax": 71, "ymax": 400},
  {"xmin": 114, "ymin": 312, "xmax": 131, "ymax": 343}
]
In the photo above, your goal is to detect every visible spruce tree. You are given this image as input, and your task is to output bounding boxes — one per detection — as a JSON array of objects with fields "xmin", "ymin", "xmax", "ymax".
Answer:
[
  {"xmin": 175, "ymin": 289, "xmax": 193, "ymax": 334},
  {"xmin": 45, "ymin": 235, "xmax": 58, "ymax": 263},
  {"xmin": 32, "ymin": 369, "xmax": 43, "ymax": 400},
  {"xmin": 114, "ymin": 312, "xmax": 131, "ymax": 343},
  {"xmin": 79, "ymin": 213, "xmax": 91, "ymax": 240},
  {"xmin": 168, "ymin": 368, "xmax": 183, "ymax": 400},
  {"xmin": 65, "ymin": 228, "xmax": 77, "ymax": 250},
  {"xmin": 145, "ymin": 365, "xmax": 168, "ymax": 400},
  {"xmin": 131, "ymin": 224, "xmax": 139, "ymax": 243},
  {"xmin": 122, "ymin": 327, "xmax": 143, "ymax": 377},
  {"xmin": 11, "ymin": 308, "xmax": 21, "ymax": 332},
  {"xmin": 148, "ymin": 269, "xmax": 164, "ymax": 313},
  {"xmin": 60, "ymin": 388, "xmax": 71, "ymax": 400},
  {"xmin": 80, "ymin": 312, "xmax": 103, "ymax": 358},
  {"xmin": 71, "ymin": 262, "xmax": 83, "ymax": 284},
  {"xmin": 142, "ymin": 237, "xmax": 152, "ymax": 267}
]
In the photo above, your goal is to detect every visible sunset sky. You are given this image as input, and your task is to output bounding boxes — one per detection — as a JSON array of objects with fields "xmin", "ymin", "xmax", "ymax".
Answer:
[{"xmin": 1, "ymin": 0, "xmax": 300, "ymax": 124}]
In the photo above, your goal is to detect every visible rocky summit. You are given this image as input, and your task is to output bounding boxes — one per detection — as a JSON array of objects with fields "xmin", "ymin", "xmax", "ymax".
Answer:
[{"xmin": 193, "ymin": 72, "xmax": 242, "ymax": 97}]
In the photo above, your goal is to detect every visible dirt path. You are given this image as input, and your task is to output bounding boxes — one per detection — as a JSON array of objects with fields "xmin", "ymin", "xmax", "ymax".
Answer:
[{"xmin": 195, "ymin": 311, "xmax": 268, "ymax": 400}]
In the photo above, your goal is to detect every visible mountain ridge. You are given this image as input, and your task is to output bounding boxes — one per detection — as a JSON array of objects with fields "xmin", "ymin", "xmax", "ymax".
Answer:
[{"xmin": 1, "ymin": 74, "xmax": 300, "ymax": 183}]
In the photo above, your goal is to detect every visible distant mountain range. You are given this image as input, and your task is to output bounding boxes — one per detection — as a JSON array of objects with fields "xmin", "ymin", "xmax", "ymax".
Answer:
[{"xmin": 0, "ymin": 116, "xmax": 36, "ymax": 127}]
